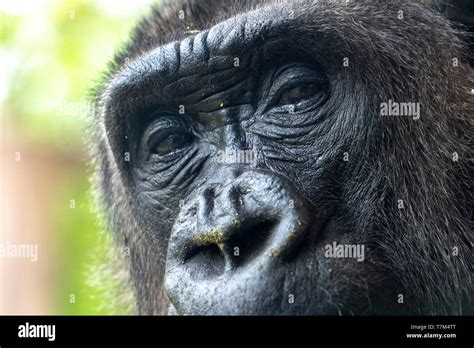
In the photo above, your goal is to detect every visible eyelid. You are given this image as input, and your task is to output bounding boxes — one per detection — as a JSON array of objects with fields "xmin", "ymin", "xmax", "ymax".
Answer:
[
  {"xmin": 143, "ymin": 116, "xmax": 193, "ymax": 152},
  {"xmin": 148, "ymin": 127, "xmax": 197, "ymax": 156},
  {"xmin": 274, "ymin": 79, "xmax": 319, "ymax": 101},
  {"xmin": 267, "ymin": 64, "xmax": 326, "ymax": 101},
  {"xmin": 267, "ymin": 76, "xmax": 325, "ymax": 110},
  {"xmin": 147, "ymin": 128, "xmax": 181, "ymax": 151},
  {"xmin": 272, "ymin": 62, "xmax": 312, "ymax": 79}
]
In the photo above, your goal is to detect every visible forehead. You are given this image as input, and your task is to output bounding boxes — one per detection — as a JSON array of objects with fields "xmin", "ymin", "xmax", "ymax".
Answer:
[
  {"xmin": 119, "ymin": 0, "xmax": 273, "ymax": 65},
  {"xmin": 105, "ymin": 5, "xmax": 329, "ymax": 112},
  {"xmin": 113, "ymin": 0, "xmax": 364, "ymax": 71}
]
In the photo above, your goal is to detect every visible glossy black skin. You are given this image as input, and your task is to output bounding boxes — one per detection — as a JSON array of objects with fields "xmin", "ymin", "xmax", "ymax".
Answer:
[{"xmin": 94, "ymin": 0, "xmax": 473, "ymax": 315}]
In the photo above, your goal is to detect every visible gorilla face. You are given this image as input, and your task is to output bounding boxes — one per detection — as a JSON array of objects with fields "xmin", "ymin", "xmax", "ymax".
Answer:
[{"xmin": 94, "ymin": 0, "xmax": 473, "ymax": 315}]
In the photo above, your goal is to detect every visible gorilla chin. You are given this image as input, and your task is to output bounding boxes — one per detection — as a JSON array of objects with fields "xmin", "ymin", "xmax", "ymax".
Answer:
[{"xmin": 91, "ymin": 0, "xmax": 473, "ymax": 315}]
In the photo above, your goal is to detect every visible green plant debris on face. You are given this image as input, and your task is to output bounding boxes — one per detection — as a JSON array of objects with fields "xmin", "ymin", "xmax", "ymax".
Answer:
[
  {"xmin": 231, "ymin": 219, "xmax": 241, "ymax": 227},
  {"xmin": 267, "ymin": 249, "xmax": 280, "ymax": 257},
  {"xmin": 193, "ymin": 227, "xmax": 229, "ymax": 246}
]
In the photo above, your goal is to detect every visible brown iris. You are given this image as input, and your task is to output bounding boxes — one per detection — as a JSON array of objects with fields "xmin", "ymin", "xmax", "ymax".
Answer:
[
  {"xmin": 278, "ymin": 83, "xmax": 318, "ymax": 105},
  {"xmin": 154, "ymin": 132, "xmax": 192, "ymax": 155}
]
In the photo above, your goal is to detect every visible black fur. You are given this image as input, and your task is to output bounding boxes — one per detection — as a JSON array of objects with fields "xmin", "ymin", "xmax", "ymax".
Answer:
[{"xmin": 91, "ymin": 0, "xmax": 473, "ymax": 314}]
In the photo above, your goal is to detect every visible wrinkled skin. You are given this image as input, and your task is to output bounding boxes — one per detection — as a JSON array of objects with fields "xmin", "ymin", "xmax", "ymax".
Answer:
[{"xmin": 92, "ymin": 0, "xmax": 473, "ymax": 315}]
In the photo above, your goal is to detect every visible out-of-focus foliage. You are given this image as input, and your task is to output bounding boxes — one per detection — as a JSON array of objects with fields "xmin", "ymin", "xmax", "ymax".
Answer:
[
  {"xmin": 0, "ymin": 0, "xmax": 154, "ymax": 314},
  {"xmin": 1, "ymin": 0, "xmax": 153, "ymax": 147}
]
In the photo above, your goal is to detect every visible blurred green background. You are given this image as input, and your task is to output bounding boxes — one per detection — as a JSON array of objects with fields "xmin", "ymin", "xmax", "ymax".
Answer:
[{"xmin": 0, "ymin": 0, "xmax": 155, "ymax": 314}]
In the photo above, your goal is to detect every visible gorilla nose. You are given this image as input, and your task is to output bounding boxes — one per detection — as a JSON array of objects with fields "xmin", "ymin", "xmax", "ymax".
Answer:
[{"xmin": 165, "ymin": 170, "xmax": 311, "ymax": 285}]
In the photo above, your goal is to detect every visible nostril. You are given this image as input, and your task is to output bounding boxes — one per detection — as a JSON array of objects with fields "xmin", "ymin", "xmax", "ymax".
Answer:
[
  {"xmin": 184, "ymin": 244, "xmax": 226, "ymax": 280},
  {"xmin": 228, "ymin": 218, "xmax": 276, "ymax": 267},
  {"xmin": 181, "ymin": 218, "xmax": 276, "ymax": 280}
]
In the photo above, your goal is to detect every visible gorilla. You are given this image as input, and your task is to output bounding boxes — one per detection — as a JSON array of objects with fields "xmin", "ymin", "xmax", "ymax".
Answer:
[{"xmin": 91, "ymin": 0, "xmax": 473, "ymax": 315}]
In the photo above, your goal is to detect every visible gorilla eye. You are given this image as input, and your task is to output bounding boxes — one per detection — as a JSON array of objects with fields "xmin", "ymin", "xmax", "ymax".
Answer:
[
  {"xmin": 278, "ymin": 83, "xmax": 318, "ymax": 105},
  {"xmin": 152, "ymin": 130, "xmax": 193, "ymax": 155}
]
